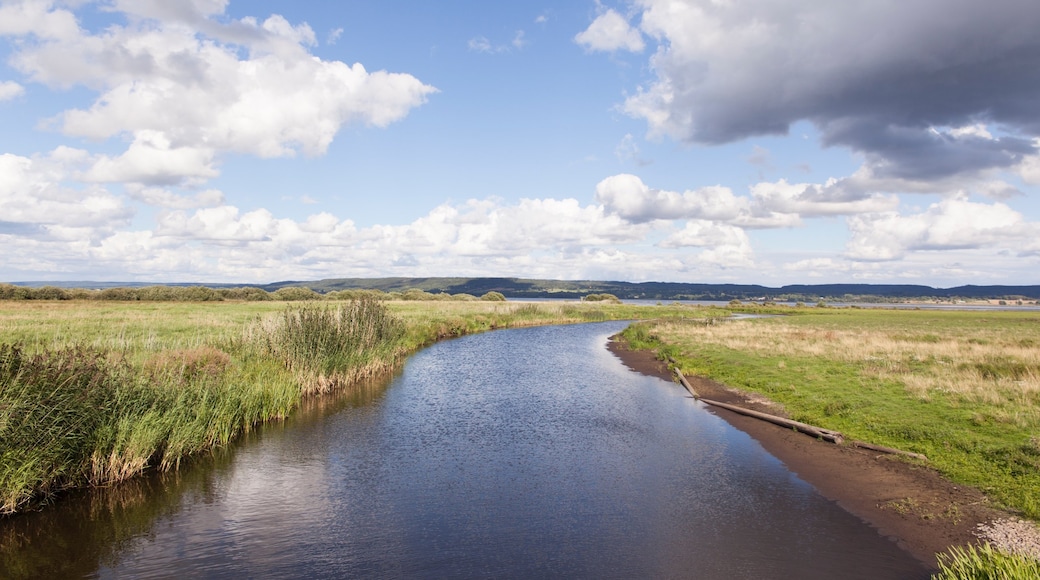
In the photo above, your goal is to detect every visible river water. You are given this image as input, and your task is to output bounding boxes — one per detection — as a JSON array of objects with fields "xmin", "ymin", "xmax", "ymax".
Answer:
[{"xmin": 0, "ymin": 321, "xmax": 929, "ymax": 578}]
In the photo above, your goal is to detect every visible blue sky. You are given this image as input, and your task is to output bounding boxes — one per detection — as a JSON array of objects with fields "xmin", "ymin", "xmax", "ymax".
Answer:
[{"xmin": 2, "ymin": 0, "xmax": 1039, "ymax": 286}]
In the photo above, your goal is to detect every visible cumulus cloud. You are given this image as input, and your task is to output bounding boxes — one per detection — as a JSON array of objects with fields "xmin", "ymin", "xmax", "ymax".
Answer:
[
  {"xmin": 594, "ymin": 173, "xmax": 891, "ymax": 228},
  {"xmin": 84, "ymin": 131, "xmax": 218, "ymax": 186},
  {"xmin": 595, "ymin": 174, "xmax": 743, "ymax": 222},
  {"xmin": 621, "ymin": 0, "xmax": 1040, "ymax": 181},
  {"xmin": 0, "ymin": 149, "xmax": 134, "ymax": 258},
  {"xmin": 845, "ymin": 198, "xmax": 1038, "ymax": 261},
  {"xmin": 575, "ymin": 9, "xmax": 645, "ymax": 53},
  {"xmin": 2, "ymin": 2, "xmax": 436, "ymax": 181},
  {"xmin": 659, "ymin": 220, "xmax": 754, "ymax": 267},
  {"xmin": 750, "ymin": 179, "xmax": 899, "ymax": 217},
  {"xmin": 0, "ymin": 81, "xmax": 24, "ymax": 101}
]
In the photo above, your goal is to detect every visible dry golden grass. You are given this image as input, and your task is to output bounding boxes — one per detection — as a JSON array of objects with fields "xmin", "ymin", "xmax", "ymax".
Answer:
[{"xmin": 652, "ymin": 315, "xmax": 1040, "ymax": 423}]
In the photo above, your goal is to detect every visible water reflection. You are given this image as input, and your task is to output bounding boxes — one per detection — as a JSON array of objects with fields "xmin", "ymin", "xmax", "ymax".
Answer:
[{"xmin": 1, "ymin": 322, "xmax": 928, "ymax": 579}]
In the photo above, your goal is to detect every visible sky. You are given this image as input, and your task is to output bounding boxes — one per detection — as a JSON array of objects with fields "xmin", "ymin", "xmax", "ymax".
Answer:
[{"xmin": 2, "ymin": 0, "xmax": 1040, "ymax": 287}]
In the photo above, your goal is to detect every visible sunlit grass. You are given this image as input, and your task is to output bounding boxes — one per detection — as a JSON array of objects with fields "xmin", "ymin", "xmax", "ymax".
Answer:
[
  {"xmin": 933, "ymin": 543, "xmax": 1040, "ymax": 579},
  {"xmin": 623, "ymin": 307, "xmax": 1040, "ymax": 519}
]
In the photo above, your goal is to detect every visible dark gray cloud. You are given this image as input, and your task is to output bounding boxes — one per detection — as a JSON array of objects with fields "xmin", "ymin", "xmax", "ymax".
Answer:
[{"xmin": 627, "ymin": 0, "xmax": 1040, "ymax": 181}]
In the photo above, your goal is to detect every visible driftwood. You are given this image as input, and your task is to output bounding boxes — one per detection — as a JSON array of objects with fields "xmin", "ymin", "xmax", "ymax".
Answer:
[
  {"xmin": 697, "ymin": 397, "xmax": 845, "ymax": 444},
  {"xmin": 850, "ymin": 440, "xmax": 928, "ymax": 461},
  {"xmin": 668, "ymin": 359, "xmax": 925, "ymax": 460}
]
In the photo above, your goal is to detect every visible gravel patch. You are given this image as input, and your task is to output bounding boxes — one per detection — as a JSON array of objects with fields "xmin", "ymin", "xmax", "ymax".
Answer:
[{"xmin": 976, "ymin": 518, "xmax": 1040, "ymax": 560}]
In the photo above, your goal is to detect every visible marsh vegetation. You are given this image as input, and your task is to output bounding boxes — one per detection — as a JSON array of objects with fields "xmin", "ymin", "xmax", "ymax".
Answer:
[{"xmin": 0, "ymin": 297, "xmax": 700, "ymax": 514}]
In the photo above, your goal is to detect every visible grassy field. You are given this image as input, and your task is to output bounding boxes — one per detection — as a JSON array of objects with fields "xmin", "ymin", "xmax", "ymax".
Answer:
[
  {"xmin": 0, "ymin": 298, "xmax": 705, "ymax": 514},
  {"xmin": 621, "ymin": 306, "xmax": 1040, "ymax": 520}
]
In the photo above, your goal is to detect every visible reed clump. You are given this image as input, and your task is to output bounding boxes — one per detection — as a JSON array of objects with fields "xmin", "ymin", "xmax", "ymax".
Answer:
[
  {"xmin": 0, "ymin": 340, "xmax": 302, "ymax": 514},
  {"xmin": 0, "ymin": 344, "xmax": 122, "ymax": 512},
  {"xmin": 256, "ymin": 299, "xmax": 405, "ymax": 394},
  {"xmin": 934, "ymin": 543, "xmax": 1039, "ymax": 580}
]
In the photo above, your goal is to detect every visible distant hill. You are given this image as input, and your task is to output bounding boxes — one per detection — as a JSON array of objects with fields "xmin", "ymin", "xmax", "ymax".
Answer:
[{"xmin": 12, "ymin": 278, "xmax": 1040, "ymax": 301}]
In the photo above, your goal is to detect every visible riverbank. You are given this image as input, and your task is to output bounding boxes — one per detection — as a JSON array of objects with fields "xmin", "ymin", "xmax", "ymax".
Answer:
[{"xmin": 607, "ymin": 335, "xmax": 1030, "ymax": 570}]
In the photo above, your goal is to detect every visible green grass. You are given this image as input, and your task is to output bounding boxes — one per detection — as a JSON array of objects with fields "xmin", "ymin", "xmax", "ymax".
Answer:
[
  {"xmin": 933, "ymin": 543, "xmax": 1040, "ymax": 579},
  {"xmin": 622, "ymin": 306, "xmax": 1040, "ymax": 520}
]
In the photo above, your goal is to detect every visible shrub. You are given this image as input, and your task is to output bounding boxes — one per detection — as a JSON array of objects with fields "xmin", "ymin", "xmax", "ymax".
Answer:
[
  {"xmin": 32, "ymin": 286, "xmax": 69, "ymax": 300},
  {"xmin": 582, "ymin": 293, "xmax": 621, "ymax": 303},
  {"xmin": 326, "ymin": 289, "xmax": 388, "ymax": 301},
  {"xmin": 401, "ymin": 289, "xmax": 436, "ymax": 301},
  {"xmin": 0, "ymin": 284, "xmax": 31, "ymax": 300},
  {"xmin": 272, "ymin": 287, "xmax": 321, "ymax": 301},
  {"xmin": 218, "ymin": 287, "xmax": 272, "ymax": 301},
  {"xmin": 480, "ymin": 291, "xmax": 506, "ymax": 301},
  {"xmin": 98, "ymin": 287, "xmax": 140, "ymax": 301},
  {"xmin": 176, "ymin": 286, "xmax": 222, "ymax": 302}
]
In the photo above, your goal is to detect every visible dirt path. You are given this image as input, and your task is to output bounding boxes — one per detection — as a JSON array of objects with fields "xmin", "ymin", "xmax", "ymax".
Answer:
[{"xmin": 607, "ymin": 336, "xmax": 1014, "ymax": 571}]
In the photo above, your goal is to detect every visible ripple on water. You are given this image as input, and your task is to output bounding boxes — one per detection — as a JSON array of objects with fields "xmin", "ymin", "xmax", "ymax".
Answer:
[{"xmin": 3, "ymin": 321, "xmax": 929, "ymax": 580}]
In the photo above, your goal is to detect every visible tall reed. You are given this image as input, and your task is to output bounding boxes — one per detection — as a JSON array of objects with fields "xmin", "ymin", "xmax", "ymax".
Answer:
[
  {"xmin": 934, "ymin": 543, "xmax": 1040, "ymax": 580},
  {"xmin": 257, "ymin": 299, "xmax": 405, "ymax": 394},
  {"xmin": 0, "ymin": 344, "xmax": 126, "ymax": 512}
]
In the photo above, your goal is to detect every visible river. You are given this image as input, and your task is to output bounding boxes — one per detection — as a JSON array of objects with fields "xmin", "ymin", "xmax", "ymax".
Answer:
[{"xmin": 0, "ymin": 321, "xmax": 929, "ymax": 578}]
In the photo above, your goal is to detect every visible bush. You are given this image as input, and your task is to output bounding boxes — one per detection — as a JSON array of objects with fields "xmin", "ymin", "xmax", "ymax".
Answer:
[
  {"xmin": 98, "ymin": 287, "xmax": 140, "ymax": 301},
  {"xmin": 480, "ymin": 291, "xmax": 506, "ymax": 301},
  {"xmin": 272, "ymin": 287, "xmax": 321, "ymax": 301},
  {"xmin": 325, "ymin": 289, "xmax": 387, "ymax": 301},
  {"xmin": 0, "ymin": 284, "xmax": 31, "ymax": 300},
  {"xmin": 582, "ymin": 293, "xmax": 621, "ymax": 303},
  {"xmin": 401, "ymin": 289, "xmax": 436, "ymax": 301},
  {"xmin": 32, "ymin": 286, "xmax": 69, "ymax": 300},
  {"xmin": 218, "ymin": 287, "xmax": 272, "ymax": 301},
  {"xmin": 176, "ymin": 286, "xmax": 222, "ymax": 302}
]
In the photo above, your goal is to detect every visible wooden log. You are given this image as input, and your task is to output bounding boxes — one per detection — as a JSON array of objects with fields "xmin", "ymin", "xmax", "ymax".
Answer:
[
  {"xmin": 672, "ymin": 367, "xmax": 700, "ymax": 398},
  {"xmin": 697, "ymin": 397, "xmax": 845, "ymax": 445},
  {"xmin": 667, "ymin": 357, "xmax": 924, "ymax": 460},
  {"xmin": 852, "ymin": 440, "xmax": 928, "ymax": 461}
]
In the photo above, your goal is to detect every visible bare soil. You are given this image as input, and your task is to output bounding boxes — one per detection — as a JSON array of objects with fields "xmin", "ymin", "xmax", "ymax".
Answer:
[{"xmin": 608, "ymin": 335, "xmax": 1015, "ymax": 571}]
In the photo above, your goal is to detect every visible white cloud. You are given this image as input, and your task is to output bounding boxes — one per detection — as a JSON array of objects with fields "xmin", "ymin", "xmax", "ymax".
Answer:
[
  {"xmin": 3, "ymin": 2, "xmax": 436, "ymax": 180},
  {"xmin": 575, "ymin": 9, "xmax": 645, "ymax": 53},
  {"xmin": 124, "ymin": 185, "xmax": 225, "ymax": 209},
  {"xmin": 1017, "ymin": 139, "xmax": 1040, "ymax": 185},
  {"xmin": 0, "ymin": 151, "xmax": 132, "ymax": 230},
  {"xmin": 468, "ymin": 31, "xmax": 525, "ymax": 54},
  {"xmin": 84, "ymin": 131, "xmax": 218, "ymax": 186},
  {"xmin": 594, "ymin": 173, "xmax": 857, "ymax": 228},
  {"xmin": 0, "ymin": 1, "xmax": 80, "ymax": 39},
  {"xmin": 595, "ymin": 173, "xmax": 747, "ymax": 222},
  {"xmin": 659, "ymin": 220, "xmax": 755, "ymax": 268},
  {"xmin": 0, "ymin": 81, "xmax": 25, "ymax": 101},
  {"xmin": 750, "ymin": 179, "xmax": 899, "ymax": 217},
  {"xmin": 468, "ymin": 36, "xmax": 494, "ymax": 53},
  {"xmin": 845, "ymin": 198, "xmax": 1036, "ymax": 261}
]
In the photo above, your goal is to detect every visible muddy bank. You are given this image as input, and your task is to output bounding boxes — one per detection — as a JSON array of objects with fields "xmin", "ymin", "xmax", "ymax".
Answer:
[{"xmin": 607, "ymin": 335, "xmax": 1013, "ymax": 570}]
